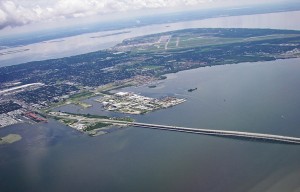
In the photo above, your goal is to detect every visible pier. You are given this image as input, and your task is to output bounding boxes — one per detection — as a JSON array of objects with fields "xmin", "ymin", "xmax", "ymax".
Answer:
[{"xmin": 129, "ymin": 122, "xmax": 300, "ymax": 144}]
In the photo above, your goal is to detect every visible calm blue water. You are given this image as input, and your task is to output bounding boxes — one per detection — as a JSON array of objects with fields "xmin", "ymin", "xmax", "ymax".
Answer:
[{"xmin": 1, "ymin": 58, "xmax": 300, "ymax": 192}]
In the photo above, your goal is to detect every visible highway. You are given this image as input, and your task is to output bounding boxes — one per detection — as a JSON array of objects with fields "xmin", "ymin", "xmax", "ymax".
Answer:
[
  {"xmin": 129, "ymin": 122, "xmax": 300, "ymax": 145},
  {"xmin": 48, "ymin": 111, "xmax": 300, "ymax": 145}
]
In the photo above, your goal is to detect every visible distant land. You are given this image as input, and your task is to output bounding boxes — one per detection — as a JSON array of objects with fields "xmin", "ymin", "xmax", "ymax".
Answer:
[
  {"xmin": 1, "ymin": 28, "xmax": 300, "ymax": 133},
  {"xmin": 1, "ymin": 1, "xmax": 300, "ymax": 49},
  {"xmin": 90, "ymin": 31, "xmax": 131, "ymax": 39}
]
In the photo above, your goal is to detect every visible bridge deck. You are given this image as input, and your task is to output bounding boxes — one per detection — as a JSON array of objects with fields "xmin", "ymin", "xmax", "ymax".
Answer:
[{"xmin": 129, "ymin": 122, "xmax": 300, "ymax": 144}]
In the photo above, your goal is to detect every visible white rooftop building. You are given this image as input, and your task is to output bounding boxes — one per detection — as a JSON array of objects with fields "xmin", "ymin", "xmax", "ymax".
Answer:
[{"xmin": 115, "ymin": 92, "xmax": 130, "ymax": 97}]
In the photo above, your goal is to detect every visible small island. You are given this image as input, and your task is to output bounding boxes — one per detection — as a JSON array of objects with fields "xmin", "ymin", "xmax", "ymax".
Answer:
[
  {"xmin": 0, "ymin": 134, "xmax": 22, "ymax": 145},
  {"xmin": 188, "ymin": 88, "xmax": 197, "ymax": 92}
]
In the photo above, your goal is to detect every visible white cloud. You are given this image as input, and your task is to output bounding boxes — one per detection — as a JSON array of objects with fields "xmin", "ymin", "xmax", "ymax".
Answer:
[
  {"xmin": 0, "ymin": 0, "xmax": 286, "ymax": 29},
  {"xmin": 0, "ymin": 9, "xmax": 7, "ymax": 24},
  {"xmin": 0, "ymin": 0, "xmax": 215, "ymax": 29}
]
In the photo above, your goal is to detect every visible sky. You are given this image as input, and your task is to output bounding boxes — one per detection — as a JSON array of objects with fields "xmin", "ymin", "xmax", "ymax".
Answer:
[{"xmin": 0, "ymin": 0, "xmax": 289, "ymax": 33}]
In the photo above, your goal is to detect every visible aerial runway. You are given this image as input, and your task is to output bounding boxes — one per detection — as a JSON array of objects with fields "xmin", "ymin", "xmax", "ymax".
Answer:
[{"xmin": 129, "ymin": 122, "xmax": 300, "ymax": 145}]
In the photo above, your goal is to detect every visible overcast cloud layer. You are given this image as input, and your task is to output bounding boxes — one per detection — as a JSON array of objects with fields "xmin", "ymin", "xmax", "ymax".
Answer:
[{"xmin": 0, "ymin": 0, "xmax": 284, "ymax": 30}]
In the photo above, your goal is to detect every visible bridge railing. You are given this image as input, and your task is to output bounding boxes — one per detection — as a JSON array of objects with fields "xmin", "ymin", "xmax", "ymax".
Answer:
[{"xmin": 129, "ymin": 122, "xmax": 300, "ymax": 144}]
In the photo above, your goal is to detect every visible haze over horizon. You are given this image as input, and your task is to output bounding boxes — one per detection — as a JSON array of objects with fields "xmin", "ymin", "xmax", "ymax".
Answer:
[{"xmin": 0, "ymin": 0, "xmax": 293, "ymax": 34}]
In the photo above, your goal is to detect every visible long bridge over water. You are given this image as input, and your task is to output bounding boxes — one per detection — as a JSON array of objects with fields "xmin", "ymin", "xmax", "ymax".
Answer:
[{"xmin": 127, "ymin": 122, "xmax": 300, "ymax": 145}]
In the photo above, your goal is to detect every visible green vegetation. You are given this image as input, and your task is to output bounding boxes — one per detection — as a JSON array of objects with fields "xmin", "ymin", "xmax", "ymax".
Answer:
[
  {"xmin": 84, "ymin": 122, "xmax": 112, "ymax": 131},
  {"xmin": 111, "ymin": 117, "xmax": 134, "ymax": 122},
  {"xmin": 125, "ymin": 30, "xmax": 300, "ymax": 54},
  {"xmin": 142, "ymin": 65, "xmax": 163, "ymax": 70},
  {"xmin": 62, "ymin": 112, "xmax": 110, "ymax": 119},
  {"xmin": 45, "ymin": 91, "xmax": 94, "ymax": 110},
  {"xmin": 69, "ymin": 91, "xmax": 94, "ymax": 99},
  {"xmin": 98, "ymin": 83, "xmax": 133, "ymax": 95},
  {"xmin": 69, "ymin": 91, "xmax": 94, "ymax": 108},
  {"xmin": 62, "ymin": 119, "xmax": 78, "ymax": 124},
  {"xmin": 47, "ymin": 111, "xmax": 128, "ymax": 136}
]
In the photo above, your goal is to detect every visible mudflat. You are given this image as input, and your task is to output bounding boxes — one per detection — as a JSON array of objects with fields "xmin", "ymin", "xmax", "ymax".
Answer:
[{"xmin": 0, "ymin": 134, "xmax": 22, "ymax": 144}]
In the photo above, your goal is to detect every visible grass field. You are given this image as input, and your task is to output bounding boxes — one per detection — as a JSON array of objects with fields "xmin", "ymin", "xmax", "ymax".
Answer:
[{"xmin": 127, "ymin": 32, "xmax": 300, "ymax": 53}]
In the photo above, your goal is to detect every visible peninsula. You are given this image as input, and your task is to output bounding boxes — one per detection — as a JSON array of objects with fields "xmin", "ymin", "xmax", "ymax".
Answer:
[
  {"xmin": 96, "ymin": 92, "xmax": 185, "ymax": 114},
  {"xmin": 1, "ymin": 28, "xmax": 300, "ymax": 130}
]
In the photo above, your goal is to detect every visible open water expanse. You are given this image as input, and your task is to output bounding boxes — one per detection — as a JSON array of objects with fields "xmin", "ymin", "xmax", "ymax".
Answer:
[
  {"xmin": 1, "ymin": 58, "xmax": 300, "ymax": 192},
  {"xmin": 1, "ymin": 11, "xmax": 300, "ymax": 192}
]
